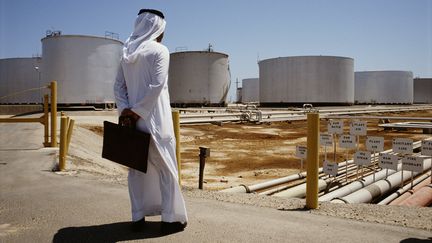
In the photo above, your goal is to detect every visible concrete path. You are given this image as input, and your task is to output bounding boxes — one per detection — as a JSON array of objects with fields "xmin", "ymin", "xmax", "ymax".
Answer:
[{"xmin": 1, "ymin": 122, "xmax": 431, "ymax": 243}]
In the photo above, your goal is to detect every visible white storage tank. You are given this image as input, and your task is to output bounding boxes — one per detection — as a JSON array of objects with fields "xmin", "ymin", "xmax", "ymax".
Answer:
[
  {"xmin": 241, "ymin": 78, "xmax": 259, "ymax": 103},
  {"xmin": 414, "ymin": 78, "xmax": 432, "ymax": 104},
  {"xmin": 0, "ymin": 57, "xmax": 43, "ymax": 104},
  {"xmin": 258, "ymin": 56, "xmax": 354, "ymax": 106},
  {"xmin": 355, "ymin": 71, "xmax": 413, "ymax": 104},
  {"xmin": 168, "ymin": 51, "xmax": 231, "ymax": 106},
  {"xmin": 41, "ymin": 34, "xmax": 123, "ymax": 105}
]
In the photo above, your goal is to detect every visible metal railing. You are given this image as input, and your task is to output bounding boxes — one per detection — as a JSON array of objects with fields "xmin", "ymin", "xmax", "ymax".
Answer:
[{"xmin": 0, "ymin": 81, "xmax": 58, "ymax": 147}]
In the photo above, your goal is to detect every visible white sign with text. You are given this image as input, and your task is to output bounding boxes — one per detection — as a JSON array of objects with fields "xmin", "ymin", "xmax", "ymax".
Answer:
[
  {"xmin": 366, "ymin": 136, "xmax": 384, "ymax": 152},
  {"xmin": 392, "ymin": 138, "xmax": 413, "ymax": 154},
  {"xmin": 319, "ymin": 133, "xmax": 333, "ymax": 147},
  {"xmin": 323, "ymin": 160, "xmax": 338, "ymax": 176},
  {"xmin": 379, "ymin": 153, "xmax": 399, "ymax": 171},
  {"xmin": 328, "ymin": 120, "xmax": 344, "ymax": 135},
  {"xmin": 402, "ymin": 156, "xmax": 424, "ymax": 173},
  {"xmin": 296, "ymin": 145, "xmax": 307, "ymax": 159},
  {"xmin": 354, "ymin": 151, "xmax": 372, "ymax": 166},
  {"xmin": 421, "ymin": 140, "xmax": 432, "ymax": 156},
  {"xmin": 350, "ymin": 121, "xmax": 367, "ymax": 136},
  {"xmin": 339, "ymin": 134, "xmax": 357, "ymax": 149}
]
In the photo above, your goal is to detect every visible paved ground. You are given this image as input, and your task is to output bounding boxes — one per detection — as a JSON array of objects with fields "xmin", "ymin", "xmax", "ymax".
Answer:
[{"xmin": 1, "ymin": 122, "xmax": 431, "ymax": 243}]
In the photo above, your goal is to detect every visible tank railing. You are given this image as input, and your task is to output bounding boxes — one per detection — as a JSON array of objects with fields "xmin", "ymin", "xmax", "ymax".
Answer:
[
  {"xmin": 0, "ymin": 86, "xmax": 48, "ymax": 102},
  {"xmin": 0, "ymin": 81, "xmax": 58, "ymax": 147}
]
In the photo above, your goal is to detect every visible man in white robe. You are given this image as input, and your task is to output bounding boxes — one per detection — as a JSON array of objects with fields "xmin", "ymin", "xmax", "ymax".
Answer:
[{"xmin": 114, "ymin": 9, "xmax": 188, "ymax": 234}]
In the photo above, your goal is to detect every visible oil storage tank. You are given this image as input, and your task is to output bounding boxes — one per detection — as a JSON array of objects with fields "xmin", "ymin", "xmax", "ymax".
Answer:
[
  {"xmin": 41, "ymin": 33, "xmax": 122, "ymax": 106},
  {"xmin": 355, "ymin": 71, "xmax": 413, "ymax": 104},
  {"xmin": 169, "ymin": 51, "xmax": 231, "ymax": 106},
  {"xmin": 414, "ymin": 78, "xmax": 432, "ymax": 104},
  {"xmin": 0, "ymin": 57, "xmax": 43, "ymax": 104},
  {"xmin": 258, "ymin": 56, "xmax": 354, "ymax": 106},
  {"xmin": 241, "ymin": 78, "xmax": 259, "ymax": 103}
]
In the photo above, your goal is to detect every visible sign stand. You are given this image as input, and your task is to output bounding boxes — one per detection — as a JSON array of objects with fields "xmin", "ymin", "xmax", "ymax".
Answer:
[
  {"xmin": 328, "ymin": 120, "xmax": 343, "ymax": 180},
  {"xmin": 393, "ymin": 138, "xmax": 413, "ymax": 189},
  {"xmin": 296, "ymin": 145, "xmax": 307, "ymax": 172},
  {"xmin": 367, "ymin": 136, "xmax": 385, "ymax": 180},
  {"xmin": 339, "ymin": 134, "xmax": 356, "ymax": 182},
  {"xmin": 350, "ymin": 120, "xmax": 367, "ymax": 182},
  {"xmin": 402, "ymin": 156, "xmax": 424, "ymax": 189},
  {"xmin": 421, "ymin": 140, "xmax": 432, "ymax": 183},
  {"xmin": 379, "ymin": 153, "xmax": 398, "ymax": 179}
]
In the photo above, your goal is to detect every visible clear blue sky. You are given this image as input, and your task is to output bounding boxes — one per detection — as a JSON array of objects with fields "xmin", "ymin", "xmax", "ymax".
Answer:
[{"xmin": 1, "ymin": 0, "xmax": 431, "ymax": 100}]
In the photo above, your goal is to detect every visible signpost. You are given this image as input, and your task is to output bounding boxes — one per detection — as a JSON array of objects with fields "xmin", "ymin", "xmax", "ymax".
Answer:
[
  {"xmin": 320, "ymin": 133, "xmax": 333, "ymax": 162},
  {"xmin": 379, "ymin": 153, "xmax": 399, "ymax": 178},
  {"xmin": 328, "ymin": 120, "xmax": 344, "ymax": 164},
  {"xmin": 366, "ymin": 136, "xmax": 384, "ymax": 181},
  {"xmin": 350, "ymin": 121, "xmax": 368, "ymax": 181},
  {"xmin": 402, "ymin": 156, "xmax": 424, "ymax": 189},
  {"xmin": 339, "ymin": 134, "xmax": 356, "ymax": 182},
  {"xmin": 354, "ymin": 150, "xmax": 371, "ymax": 180},
  {"xmin": 421, "ymin": 140, "xmax": 432, "ymax": 183},
  {"xmin": 393, "ymin": 138, "xmax": 413, "ymax": 188},
  {"xmin": 323, "ymin": 160, "xmax": 338, "ymax": 177},
  {"xmin": 296, "ymin": 145, "xmax": 307, "ymax": 171}
]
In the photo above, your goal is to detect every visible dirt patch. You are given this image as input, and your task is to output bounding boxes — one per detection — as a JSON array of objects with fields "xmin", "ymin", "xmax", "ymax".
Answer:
[{"xmin": 180, "ymin": 110, "xmax": 432, "ymax": 190}]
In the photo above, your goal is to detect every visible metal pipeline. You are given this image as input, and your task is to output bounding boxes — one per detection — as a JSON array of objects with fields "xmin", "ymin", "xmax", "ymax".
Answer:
[
  {"xmin": 377, "ymin": 172, "xmax": 431, "ymax": 205},
  {"xmin": 397, "ymin": 184, "xmax": 432, "ymax": 207},
  {"xmin": 331, "ymin": 158, "xmax": 431, "ymax": 204},
  {"xmin": 272, "ymin": 163, "xmax": 358, "ymax": 198},
  {"xmin": 319, "ymin": 163, "xmax": 401, "ymax": 201},
  {"xmin": 220, "ymin": 172, "xmax": 307, "ymax": 193},
  {"xmin": 387, "ymin": 173, "xmax": 431, "ymax": 205},
  {"xmin": 273, "ymin": 178, "xmax": 328, "ymax": 198}
]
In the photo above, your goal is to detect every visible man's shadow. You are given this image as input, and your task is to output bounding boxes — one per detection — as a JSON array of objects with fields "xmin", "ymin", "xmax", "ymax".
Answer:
[{"xmin": 52, "ymin": 221, "xmax": 173, "ymax": 243}]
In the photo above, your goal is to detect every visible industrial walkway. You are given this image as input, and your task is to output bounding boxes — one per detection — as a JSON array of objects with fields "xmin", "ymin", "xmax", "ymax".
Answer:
[{"xmin": 1, "ymin": 122, "xmax": 431, "ymax": 243}]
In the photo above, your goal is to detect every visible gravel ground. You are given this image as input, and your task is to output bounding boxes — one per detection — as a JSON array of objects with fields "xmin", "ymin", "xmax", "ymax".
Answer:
[{"xmin": 183, "ymin": 187, "xmax": 432, "ymax": 231}]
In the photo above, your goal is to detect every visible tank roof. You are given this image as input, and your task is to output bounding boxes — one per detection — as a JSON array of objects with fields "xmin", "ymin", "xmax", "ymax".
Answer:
[
  {"xmin": 170, "ymin": 51, "xmax": 228, "ymax": 57},
  {"xmin": 41, "ymin": 34, "xmax": 124, "ymax": 45},
  {"xmin": 258, "ymin": 55, "xmax": 353, "ymax": 64}
]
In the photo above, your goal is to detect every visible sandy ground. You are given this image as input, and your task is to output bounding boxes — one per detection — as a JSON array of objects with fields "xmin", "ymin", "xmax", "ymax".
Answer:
[{"xmin": 70, "ymin": 110, "xmax": 432, "ymax": 191}]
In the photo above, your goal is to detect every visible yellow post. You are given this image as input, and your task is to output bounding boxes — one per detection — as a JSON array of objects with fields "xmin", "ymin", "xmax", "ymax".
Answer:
[
  {"xmin": 50, "ymin": 81, "xmax": 57, "ymax": 147},
  {"xmin": 306, "ymin": 112, "xmax": 320, "ymax": 209},
  {"xmin": 66, "ymin": 119, "xmax": 75, "ymax": 155},
  {"xmin": 59, "ymin": 115, "xmax": 67, "ymax": 171},
  {"xmin": 172, "ymin": 110, "xmax": 182, "ymax": 185},
  {"xmin": 43, "ymin": 95, "xmax": 49, "ymax": 147}
]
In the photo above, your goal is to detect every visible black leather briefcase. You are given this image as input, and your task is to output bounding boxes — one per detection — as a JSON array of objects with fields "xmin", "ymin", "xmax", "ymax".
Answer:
[{"xmin": 102, "ymin": 121, "xmax": 150, "ymax": 173}]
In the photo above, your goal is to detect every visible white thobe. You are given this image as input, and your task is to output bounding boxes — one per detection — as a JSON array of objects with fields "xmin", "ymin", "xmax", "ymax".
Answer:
[{"xmin": 114, "ymin": 40, "xmax": 187, "ymax": 223}]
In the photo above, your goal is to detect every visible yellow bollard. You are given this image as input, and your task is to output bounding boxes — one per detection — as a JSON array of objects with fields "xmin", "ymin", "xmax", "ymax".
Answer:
[
  {"xmin": 50, "ymin": 81, "xmax": 57, "ymax": 147},
  {"xmin": 172, "ymin": 111, "xmax": 182, "ymax": 185},
  {"xmin": 65, "ymin": 119, "xmax": 75, "ymax": 155},
  {"xmin": 59, "ymin": 115, "xmax": 67, "ymax": 171},
  {"xmin": 306, "ymin": 112, "xmax": 320, "ymax": 209},
  {"xmin": 43, "ymin": 95, "xmax": 49, "ymax": 147}
]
